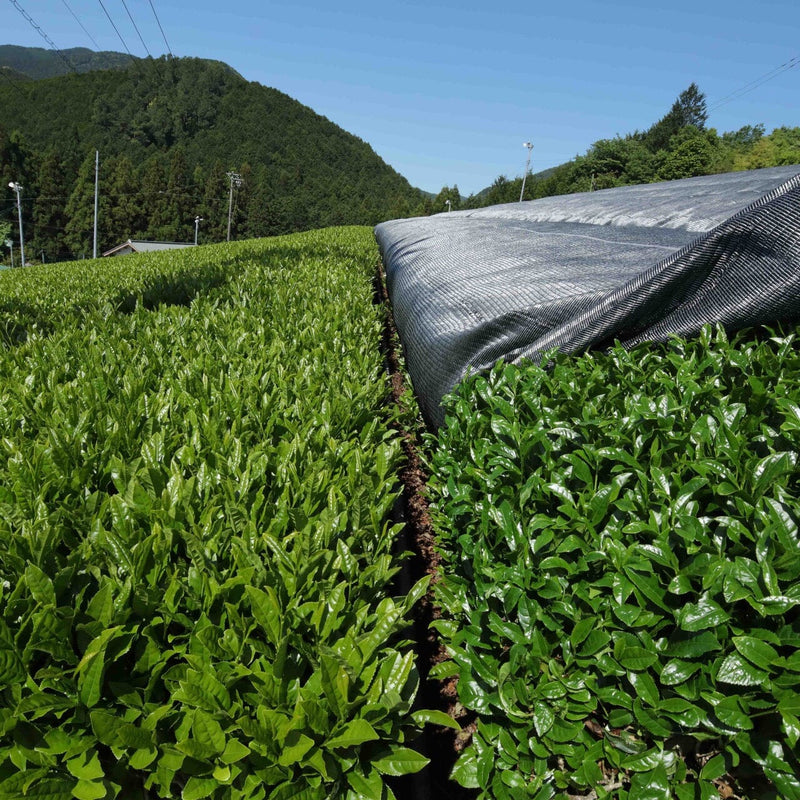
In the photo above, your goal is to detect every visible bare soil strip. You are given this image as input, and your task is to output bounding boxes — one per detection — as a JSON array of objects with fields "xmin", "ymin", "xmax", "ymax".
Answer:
[{"xmin": 374, "ymin": 261, "xmax": 477, "ymax": 800}]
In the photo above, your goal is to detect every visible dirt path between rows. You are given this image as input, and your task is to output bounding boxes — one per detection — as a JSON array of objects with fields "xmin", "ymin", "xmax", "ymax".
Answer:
[{"xmin": 374, "ymin": 261, "xmax": 478, "ymax": 800}]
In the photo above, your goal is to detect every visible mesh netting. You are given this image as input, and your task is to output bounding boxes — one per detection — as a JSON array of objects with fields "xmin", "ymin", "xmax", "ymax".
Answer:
[{"xmin": 375, "ymin": 166, "xmax": 800, "ymax": 427}]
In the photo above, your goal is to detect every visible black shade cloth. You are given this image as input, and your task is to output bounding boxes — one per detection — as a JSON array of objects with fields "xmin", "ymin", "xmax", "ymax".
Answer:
[{"xmin": 375, "ymin": 166, "xmax": 800, "ymax": 427}]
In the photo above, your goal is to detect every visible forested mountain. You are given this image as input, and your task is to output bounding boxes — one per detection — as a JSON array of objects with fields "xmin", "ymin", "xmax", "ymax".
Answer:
[
  {"xmin": 0, "ymin": 52, "xmax": 424, "ymax": 261},
  {"xmin": 436, "ymin": 85, "xmax": 800, "ymax": 213},
  {"xmin": 0, "ymin": 44, "xmax": 135, "ymax": 79}
]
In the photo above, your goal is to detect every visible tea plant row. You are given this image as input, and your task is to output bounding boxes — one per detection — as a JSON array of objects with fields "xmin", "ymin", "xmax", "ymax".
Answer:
[
  {"xmin": 427, "ymin": 325, "xmax": 800, "ymax": 800},
  {"xmin": 0, "ymin": 229, "xmax": 439, "ymax": 800},
  {"xmin": 0, "ymin": 243, "xmax": 240, "ymax": 346}
]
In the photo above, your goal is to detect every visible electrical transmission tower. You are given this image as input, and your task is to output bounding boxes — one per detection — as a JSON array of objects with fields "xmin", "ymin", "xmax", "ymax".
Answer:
[{"xmin": 226, "ymin": 171, "xmax": 243, "ymax": 242}]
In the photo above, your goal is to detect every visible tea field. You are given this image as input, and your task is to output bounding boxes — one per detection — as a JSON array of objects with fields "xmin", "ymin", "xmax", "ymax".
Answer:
[
  {"xmin": 0, "ymin": 228, "xmax": 441, "ymax": 800},
  {"xmin": 1, "ymin": 226, "xmax": 798, "ymax": 800},
  {"xmin": 427, "ymin": 326, "xmax": 800, "ymax": 800}
]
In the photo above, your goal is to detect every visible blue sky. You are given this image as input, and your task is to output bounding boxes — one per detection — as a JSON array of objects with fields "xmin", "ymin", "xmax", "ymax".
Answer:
[{"xmin": 2, "ymin": 0, "xmax": 798, "ymax": 194}]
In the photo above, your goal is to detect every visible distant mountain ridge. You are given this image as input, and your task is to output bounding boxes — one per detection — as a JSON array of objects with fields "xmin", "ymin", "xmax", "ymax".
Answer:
[
  {"xmin": 0, "ymin": 44, "xmax": 135, "ymax": 79},
  {"xmin": 0, "ymin": 44, "xmax": 244, "ymax": 81}
]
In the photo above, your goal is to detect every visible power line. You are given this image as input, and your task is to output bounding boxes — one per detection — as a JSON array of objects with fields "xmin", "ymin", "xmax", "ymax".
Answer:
[
  {"xmin": 8, "ymin": 0, "xmax": 77, "ymax": 73},
  {"xmin": 120, "ymin": 0, "xmax": 152, "ymax": 57},
  {"xmin": 96, "ymin": 0, "xmax": 135, "ymax": 60},
  {"xmin": 60, "ymin": 0, "xmax": 101, "ymax": 50},
  {"xmin": 708, "ymin": 53, "xmax": 800, "ymax": 113},
  {"xmin": 146, "ymin": 0, "xmax": 172, "ymax": 57}
]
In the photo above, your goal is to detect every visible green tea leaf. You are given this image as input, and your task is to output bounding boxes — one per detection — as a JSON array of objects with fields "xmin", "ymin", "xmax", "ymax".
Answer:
[
  {"xmin": 346, "ymin": 769, "xmax": 384, "ymax": 800},
  {"xmin": 714, "ymin": 696, "xmax": 753, "ymax": 730},
  {"xmin": 658, "ymin": 659, "xmax": 700, "ymax": 687},
  {"xmin": 277, "ymin": 731, "xmax": 315, "ymax": 766},
  {"xmin": 717, "ymin": 653, "xmax": 768, "ymax": 686},
  {"xmin": 627, "ymin": 763, "xmax": 670, "ymax": 800},
  {"xmin": 320, "ymin": 656, "xmax": 349, "ymax": 719},
  {"xmin": 128, "ymin": 747, "xmax": 158, "ymax": 770},
  {"xmin": 411, "ymin": 709, "xmax": 461, "ymax": 731},
  {"xmin": 615, "ymin": 642, "xmax": 658, "ymax": 672},
  {"xmin": 115, "ymin": 721, "xmax": 155, "ymax": 750},
  {"xmin": 676, "ymin": 595, "xmax": 729, "ymax": 631},
  {"xmin": 182, "ymin": 777, "xmax": 218, "ymax": 800},
  {"xmin": 246, "ymin": 585, "xmax": 282, "ymax": 645},
  {"xmin": 7, "ymin": 778, "xmax": 75, "ymax": 799},
  {"xmin": 699, "ymin": 753, "xmax": 726, "ymax": 781},
  {"xmin": 533, "ymin": 701, "xmax": 554, "ymax": 737},
  {"xmin": 192, "ymin": 709, "xmax": 226, "ymax": 755},
  {"xmin": 25, "ymin": 564, "xmax": 56, "ymax": 606},
  {"xmin": 71, "ymin": 780, "xmax": 106, "ymax": 800},
  {"xmin": 781, "ymin": 712, "xmax": 800, "ymax": 748},
  {"xmin": 570, "ymin": 616, "xmax": 596, "ymax": 648},
  {"xmin": 76, "ymin": 627, "xmax": 123, "ymax": 708},
  {"xmin": 752, "ymin": 452, "xmax": 796, "ymax": 498},
  {"xmin": 665, "ymin": 632, "xmax": 721, "ymax": 659},
  {"xmin": 450, "ymin": 749, "xmax": 480, "ymax": 789},
  {"xmin": 66, "ymin": 752, "xmax": 104, "ymax": 781},
  {"xmin": 221, "ymin": 739, "xmax": 251, "ymax": 764},
  {"xmin": 372, "ymin": 747, "xmax": 429, "ymax": 776},
  {"xmin": 326, "ymin": 719, "xmax": 379, "ymax": 749},
  {"xmin": 0, "ymin": 649, "xmax": 25, "ymax": 686},
  {"xmin": 629, "ymin": 670, "xmax": 660, "ymax": 707},
  {"xmin": 267, "ymin": 783, "xmax": 325, "ymax": 800},
  {"xmin": 732, "ymin": 636, "xmax": 779, "ymax": 670}
]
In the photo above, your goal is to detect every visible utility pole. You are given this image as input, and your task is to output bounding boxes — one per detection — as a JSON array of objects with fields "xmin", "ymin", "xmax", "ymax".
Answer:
[
  {"xmin": 8, "ymin": 181, "xmax": 24, "ymax": 267},
  {"xmin": 194, "ymin": 215, "xmax": 203, "ymax": 246},
  {"xmin": 93, "ymin": 150, "xmax": 99, "ymax": 259},
  {"xmin": 226, "ymin": 171, "xmax": 242, "ymax": 242},
  {"xmin": 520, "ymin": 141, "xmax": 533, "ymax": 203}
]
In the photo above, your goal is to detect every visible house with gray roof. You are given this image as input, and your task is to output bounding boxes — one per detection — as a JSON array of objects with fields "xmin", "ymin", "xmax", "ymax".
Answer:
[{"xmin": 102, "ymin": 240, "xmax": 195, "ymax": 257}]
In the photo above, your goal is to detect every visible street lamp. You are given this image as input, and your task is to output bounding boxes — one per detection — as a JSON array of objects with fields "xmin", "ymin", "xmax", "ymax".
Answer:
[
  {"xmin": 445, "ymin": 199, "xmax": 452, "ymax": 212},
  {"xmin": 194, "ymin": 215, "xmax": 203, "ymax": 246},
  {"xmin": 226, "ymin": 171, "xmax": 243, "ymax": 242},
  {"xmin": 8, "ymin": 181, "xmax": 24, "ymax": 266},
  {"xmin": 519, "ymin": 142, "xmax": 533, "ymax": 203}
]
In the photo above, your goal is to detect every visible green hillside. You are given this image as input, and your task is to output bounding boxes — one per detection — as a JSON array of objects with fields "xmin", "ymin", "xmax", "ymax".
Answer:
[
  {"xmin": 0, "ymin": 52, "xmax": 424, "ymax": 260},
  {"xmin": 0, "ymin": 64, "xmax": 31, "ymax": 84}
]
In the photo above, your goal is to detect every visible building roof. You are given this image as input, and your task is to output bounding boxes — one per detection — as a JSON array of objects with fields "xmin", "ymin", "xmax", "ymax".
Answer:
[{"xmin": 102, "ymin": 239, "xmax": 195, "ymax": 257}]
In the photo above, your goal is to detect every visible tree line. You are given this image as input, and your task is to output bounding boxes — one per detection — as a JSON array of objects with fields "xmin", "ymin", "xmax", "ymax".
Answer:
[
  {"xmin": 431, "ymin": 85, "xmax": 800, "ymax": 212},
  {"xmin": 0, "ymin": 134, "xmax": 364, "ymax": 262}
]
